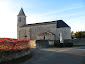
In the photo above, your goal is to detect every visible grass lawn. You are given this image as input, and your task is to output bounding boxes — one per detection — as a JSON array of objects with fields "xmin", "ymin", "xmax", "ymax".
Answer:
[{"xmin": 0, "ymin": 53, "xmax": 32, "ymax": 64}]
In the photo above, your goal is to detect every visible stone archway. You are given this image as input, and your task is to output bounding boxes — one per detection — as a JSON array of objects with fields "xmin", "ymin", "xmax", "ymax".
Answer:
[{"xmin": 39, "ymin": 31, "xmax": 56, "ymax": 40}]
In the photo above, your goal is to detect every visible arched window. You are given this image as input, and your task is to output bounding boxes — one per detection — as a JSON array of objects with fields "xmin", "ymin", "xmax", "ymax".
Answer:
[{"xmin": 19, "ymin": 17, "xmax": 21, "ymax": 22}]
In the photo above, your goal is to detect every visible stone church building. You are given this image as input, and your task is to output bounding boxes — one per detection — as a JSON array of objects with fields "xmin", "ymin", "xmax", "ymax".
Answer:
[{"xmin": 17, "ymin": 8, "xmax": 71, "ymax": 40}]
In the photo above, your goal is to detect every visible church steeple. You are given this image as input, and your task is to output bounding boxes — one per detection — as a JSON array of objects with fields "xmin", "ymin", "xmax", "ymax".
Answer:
[
  {"xmin": 17, "ymin": 8, "xmax": 26, "ymax": 39},
  {"xmin": 17, "ymin": 8, "xmax": 26, "ymax": 27},
  {"xmin": 18, "ymin": 8, "xmax": 26, "ymax": 16}
]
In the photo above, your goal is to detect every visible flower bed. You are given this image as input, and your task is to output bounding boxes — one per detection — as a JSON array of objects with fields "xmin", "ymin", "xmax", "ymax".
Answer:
[{"xmin": 0, "ymin": 38, "xmax": 30, "ymax": 53}]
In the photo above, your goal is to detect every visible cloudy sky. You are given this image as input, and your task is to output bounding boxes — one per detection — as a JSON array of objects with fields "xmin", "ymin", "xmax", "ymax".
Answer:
[{"xmin": 0, "ymin": 0, "xmax": 85, "ymax": 38}]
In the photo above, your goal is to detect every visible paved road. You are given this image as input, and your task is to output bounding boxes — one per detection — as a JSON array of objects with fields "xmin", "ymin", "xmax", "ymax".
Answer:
[{"xmin": 21, "ymin": 47, "xmax": 85, "ymax": 64}]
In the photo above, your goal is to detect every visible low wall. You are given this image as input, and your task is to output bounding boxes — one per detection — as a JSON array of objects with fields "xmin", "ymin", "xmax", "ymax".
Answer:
[
  {"xmin": 30, "ymin": 40, "xmax": 36, "ymax": 48},
  {"xmin": 29, "ymin": 39, "xmax": 85, "ymax": 48},
  {"xmin": 64, "ymin": 39, "xmax": 85, "ymax": 45},
  {"xmin": 0, "ymin": 49, "xmax": 30, "ymax": 63},
  {"xmin": 36, "ymin": 40, "xmax": 49, "ymax": 48},
  {"xmin": 54, "ymin": 39, "xmax": 85, "ymax": 45},
  {"xmin": 30, "ymin": 40, "xmax": 49, "ymax": 48}
]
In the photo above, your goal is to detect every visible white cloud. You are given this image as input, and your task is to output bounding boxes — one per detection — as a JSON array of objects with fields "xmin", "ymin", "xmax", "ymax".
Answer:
[
  {"xmin": 26, "ymin": 5, "xmax": 85, "ymax": 24},
  {"xmin": 36, "ymin": 6, "xmax": 85, "ymax": 17}
]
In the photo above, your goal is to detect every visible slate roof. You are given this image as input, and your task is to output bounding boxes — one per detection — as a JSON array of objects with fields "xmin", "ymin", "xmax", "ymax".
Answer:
[
  {"xmin": 21, "ymin": 20, "xmax": 70, "ymax": 28},
  {"xmin": 57, "ymin": 20, "xmax": 70, "ymax": 28},
  {"xmin": 21, "ymin": 21, "xmax": 56, "ymax": 27},
  {"xmin": 18, "ymin": 8, "xmax": 26, "ymax": 16}
]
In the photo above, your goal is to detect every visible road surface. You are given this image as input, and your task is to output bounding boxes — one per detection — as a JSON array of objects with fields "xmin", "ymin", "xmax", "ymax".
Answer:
[{"xmin": 21, "ymin": 47, "xmax": 85, "ymax": 64}]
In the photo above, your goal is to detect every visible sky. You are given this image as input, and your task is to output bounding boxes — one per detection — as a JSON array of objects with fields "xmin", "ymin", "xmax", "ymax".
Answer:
[{"xmin": 0, "ymin": 0, "xmax": 85, "ymax": 38}]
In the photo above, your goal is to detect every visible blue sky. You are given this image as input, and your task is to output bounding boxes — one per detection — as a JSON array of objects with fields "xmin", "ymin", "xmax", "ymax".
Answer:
[{"xmin": 0, "ymin": 0, "xmax": 85, "ymax": 38}]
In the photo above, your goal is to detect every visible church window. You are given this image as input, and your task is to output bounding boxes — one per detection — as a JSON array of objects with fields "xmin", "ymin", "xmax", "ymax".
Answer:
[{"xmin": 19, "ymin": 17, "xmax": 21, "ymax": 22}]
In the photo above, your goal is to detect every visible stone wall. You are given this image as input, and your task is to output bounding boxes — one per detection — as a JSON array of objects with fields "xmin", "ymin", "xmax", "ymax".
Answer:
[
  {"xmin": 30, "ymin": 40, "xmax": 36, "ymax": 48},
  {"xmin": 36, "ymin": 40, "xmax": 49, "ymax": 48},
  {"xmin": 30, "ymin": 39, "xmax": 85, "ymax": 48},
  {"xmin": 64, "ymin": 39, "xmax": 85, "ymax": 45},
  {"xmin": 17, "ymin": 15, "xmax": 26, "ymax": 39},
  {"xmin": 30, "ymin": 24, "xmax": 56, "ymax": 40},
  {"xmin": 19, "ymin": 24, "xmax": 71, "ymax": 40},
  {"xmin": 56, "ymin": 27, "xmax": 71, "ymax": 40},
  {"xmin": 54, "ymin": 39, "xmax": 85, "ymax": 45},
  {"xmin": 0, "ymin": 49, "xmax": 30, "ymax": 63},
  {"xmin": 18, "ymin": 27, "xmax": 30, "ymax": 39}
]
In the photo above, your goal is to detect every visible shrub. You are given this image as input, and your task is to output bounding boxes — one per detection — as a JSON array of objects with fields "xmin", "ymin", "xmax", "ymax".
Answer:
[
  {"xmin": 54, "ymin": 42, "xmax": 64, "ymax": 47},
  {"xmin": 75, "ymin": 31, "xmax": 85, "ymax": 38},
  {"xmin": 0, "ymin": 37, "xmax": 30, "ymax": 53},
  {"xmin": 64, "ymin": 43, "xmax": 73, "ymax": 47},
  {"xmin": 54, "ymin": 41, "xmax": 73, "ymax": 47}
]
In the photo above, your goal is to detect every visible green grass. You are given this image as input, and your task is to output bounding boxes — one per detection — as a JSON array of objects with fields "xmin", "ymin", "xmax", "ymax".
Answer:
[
  {"xmin": 73, "ymin": 45, "xmax": 85, "ymax": 47},
  {"xmin": 0, "ymin": 53, "xmax": 32, "ymax": 64}
]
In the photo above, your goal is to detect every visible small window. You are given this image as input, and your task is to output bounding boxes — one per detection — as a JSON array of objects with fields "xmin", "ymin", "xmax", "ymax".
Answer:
[
  {"xmin": 25, "ymin": 35, "xmax": 27, "ymax": 37},
  {"xmin": 19, "ymin": 17, "xmax": 21, "ymax": 22}
]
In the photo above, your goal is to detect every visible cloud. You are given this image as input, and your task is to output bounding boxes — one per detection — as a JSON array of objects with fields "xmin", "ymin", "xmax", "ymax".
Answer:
[
  {"xmin": 26, "ymin": 5, "xmax": 85, "ymax": 24},
  {"xmin": 37, "ymin": 6, "xmax": 85, "ymax": 17}
]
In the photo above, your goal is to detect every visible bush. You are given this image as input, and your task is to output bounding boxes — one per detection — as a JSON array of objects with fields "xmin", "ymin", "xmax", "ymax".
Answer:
[
  {"xmin": 75, "ymin": 31, "xmax": 85, "ymax": 38},
  {"xmin": 54, "ymin": 41, "xmax": 73, "ymax": 47},
  {"xmin": 0, "ymin": 37, "xmax": 30, "ymax": 54},
  {"xmin": 54, "ymin": 42, "xmax": 64, "ymax": 47},
  {"xmin": 64, "ymin": 43, "xmax": 73, "ymax": 47}
]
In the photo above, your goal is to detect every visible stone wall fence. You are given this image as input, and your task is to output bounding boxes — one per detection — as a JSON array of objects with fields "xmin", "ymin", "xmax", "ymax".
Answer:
[
  {"xmin": 0, "ymin": 49, "xmax": 30, "ymax": 63},
  {"xmin": 64, "ymin": 38, "xmax": 85, "ymax": 45},
  {"xmin": 0, "ymin": 40, "xmax": 30, "ymax": 63},
  {"xmin": 29, "ymin": 39, "xmax": 85, "ymax": 48}
]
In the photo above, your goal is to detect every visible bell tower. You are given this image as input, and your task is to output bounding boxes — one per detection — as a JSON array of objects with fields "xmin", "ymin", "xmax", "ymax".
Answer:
[
  {"xmin": 17, "ymin": 8, "xmax": 26, "ymax": 39},
  {"xmin": 17, "ymin": 8, "xmax": 26, "ymax": 27}
]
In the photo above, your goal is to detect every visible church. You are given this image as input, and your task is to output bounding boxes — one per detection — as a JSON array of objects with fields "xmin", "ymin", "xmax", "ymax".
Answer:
[{"xmin": 17, "ymin": 8, "xmax": 71, "ymax": 40}]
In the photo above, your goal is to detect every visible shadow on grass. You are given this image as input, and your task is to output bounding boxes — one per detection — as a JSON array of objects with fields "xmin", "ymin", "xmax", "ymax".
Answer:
[{"xmin": 0, "ymin": 53, "xmax": 32, "ymax": 64}]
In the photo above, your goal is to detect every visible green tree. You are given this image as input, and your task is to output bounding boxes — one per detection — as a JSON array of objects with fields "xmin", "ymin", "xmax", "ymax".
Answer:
[{"xmin": 75, "ymin": 31, "xmax": 85, "ymax": 38}]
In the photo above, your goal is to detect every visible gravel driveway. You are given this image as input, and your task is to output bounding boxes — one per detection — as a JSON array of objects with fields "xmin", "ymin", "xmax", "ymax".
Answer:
[{"xmin": 21, "ymin": 47, "xmax": 85, "ymax": 64}]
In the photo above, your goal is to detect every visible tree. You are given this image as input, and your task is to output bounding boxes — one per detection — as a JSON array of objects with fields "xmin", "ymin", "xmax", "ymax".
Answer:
[
  {"xmin": 75, "ymin": 31, "xmax": 85, "ymax": 38},
  {"xmin": 71, "ymin": 31, "xmax": 75, "ymax": 39}
]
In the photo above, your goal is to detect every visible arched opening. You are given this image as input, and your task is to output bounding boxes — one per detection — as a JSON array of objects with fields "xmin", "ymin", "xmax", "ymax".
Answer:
[
  {"xmin": 39, "ymin": 31, "xmax": 56, "ymax": 40},
  {"xmin": 19, "ymin": 17, "xmax": 21, "ymax": 22}
]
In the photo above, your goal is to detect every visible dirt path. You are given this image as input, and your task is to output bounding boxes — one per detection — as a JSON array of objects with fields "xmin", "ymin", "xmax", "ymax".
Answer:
[{"xmin": 21, "ymin": 47, "xmax": 85, "ymax": 64}]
